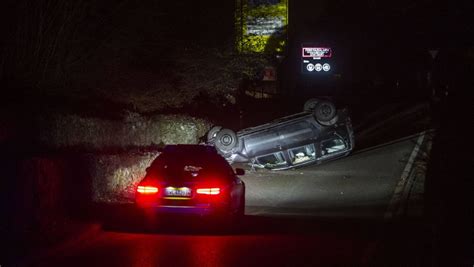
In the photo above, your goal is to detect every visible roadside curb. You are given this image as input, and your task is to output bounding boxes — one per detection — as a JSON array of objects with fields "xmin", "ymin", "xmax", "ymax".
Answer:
[
  {"xmin": 384, "ymin": 131, "xmax": 428, "ymax": 219},
  {"xmin": 368, "ymin": 132, "xmax": 431, "ymax": 266},
  {"xmin": 355, "ymin": 103, "xmax": 429, "ymax": 136},
  {"xmin": 353, "ymin": 129, "xmax": 435, "ymax": 156}
]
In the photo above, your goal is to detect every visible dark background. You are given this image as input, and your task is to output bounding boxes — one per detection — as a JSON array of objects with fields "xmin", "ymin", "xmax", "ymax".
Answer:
[
  {"xmin": 0, "ymin": 0, "xmax": 473, "ymax": 265},
  {"xmin": 1, "ymin": 0, "xmax": 472, "ymax": 113}
]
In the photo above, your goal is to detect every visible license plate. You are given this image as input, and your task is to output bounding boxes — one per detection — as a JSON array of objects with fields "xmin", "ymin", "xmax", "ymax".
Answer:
[{"xmin": 164, "ymin": 187, "xmax": 191, "ymax": 197}]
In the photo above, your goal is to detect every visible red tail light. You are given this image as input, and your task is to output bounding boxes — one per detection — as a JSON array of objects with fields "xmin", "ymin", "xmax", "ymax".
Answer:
[
  {"xmin": 196, "ymin": 188, "xmax": 220, "ymax": 195},
  {"xmin": 137, "ymin": 185, "xmax": 159, "ymax": 194}
]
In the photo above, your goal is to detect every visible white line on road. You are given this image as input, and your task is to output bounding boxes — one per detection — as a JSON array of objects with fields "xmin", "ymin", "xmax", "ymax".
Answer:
[
  {"xmin": 354, "ymin": 129, "xmax": 434, "ymax": 155},
  {"xmin": 384, "ymin": 132, "xmax": 426, "ymax": 219}
]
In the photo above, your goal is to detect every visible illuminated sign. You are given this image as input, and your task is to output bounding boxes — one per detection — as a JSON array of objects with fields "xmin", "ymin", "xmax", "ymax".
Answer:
[
  {"xmin": 302, "ymin": 47, "xmax": 332, "ymax": 59},
  {"xmin": 301, "ymin": 46, "xmax": 333, "ymax": 74},
  {"xmin": 236, "ymin": 0, "xmax": 288, "ymax": 53},
  {"xmin": 246, "ymin": 16, "xmax": 285, "ymax": 36},
  {"xmin": 315, "ymin": 63, "xmax": 322, "ymax": 72},
  {"xmin": 323, "ymin": 63, "xmax": 331, "ymax": 72},
  {"xmin": 262, "ymin": 66, "xmax": 277, "ymax": 81}
]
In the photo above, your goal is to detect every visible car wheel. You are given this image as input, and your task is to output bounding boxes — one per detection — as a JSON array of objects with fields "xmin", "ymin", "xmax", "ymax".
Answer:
[
  {"xmin": 236, "ymin": 195, "xmax": 245, "ymax": 217},
  {"xmin": 225, "ymin": 195, "xmax": 245, "ymax": 230},
  {"xmin": 206, "ymin": 125, "xmax": 222, "ymax": 142},
  {"xmin": 313, "ymin": 101, "xmax": 337, "ymax": 124},
  {"xmin": 215, "ymin": 128, "xmax": 238, "ymax": 154},
  {"xmin": 318, "ymin": 115, "xmax": 339, "ymax": 126},
  {"xmin": 303, "ymin": 98, "xmax": 320, "ymax": 112}
]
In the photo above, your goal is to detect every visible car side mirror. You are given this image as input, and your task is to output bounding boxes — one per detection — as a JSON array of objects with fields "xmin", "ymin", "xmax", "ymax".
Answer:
[{"xmin": 235, "ymin": 168, "xmax": 245, "ymax": 175}]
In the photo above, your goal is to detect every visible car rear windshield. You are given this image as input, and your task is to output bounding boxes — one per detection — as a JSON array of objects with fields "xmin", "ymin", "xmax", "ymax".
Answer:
[{"xmin": 148, "ymin": 152, "xmax": 233, "ymax": 180}]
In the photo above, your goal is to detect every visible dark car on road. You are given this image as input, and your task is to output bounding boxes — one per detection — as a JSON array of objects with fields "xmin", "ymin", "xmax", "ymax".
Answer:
[
  {"xmin": 207, "ymin": 100, "xmax": 354, "ymax": 170},
  {"xmin": 135, "ymin": 145, "xmax": 245, "ymax": 219}
]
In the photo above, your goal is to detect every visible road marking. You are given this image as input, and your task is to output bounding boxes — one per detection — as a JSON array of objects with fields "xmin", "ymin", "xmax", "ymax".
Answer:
[
  {"xmin": 355, "ymin": 103, "xmax": 429, "ymax": 134},
  {"xmin": 384, "ymin": 132, "xmax": 426, "ymax": 219},
  {"xmin": 353, "ymin": 129, "xmax": 434, "ymax": 155}
]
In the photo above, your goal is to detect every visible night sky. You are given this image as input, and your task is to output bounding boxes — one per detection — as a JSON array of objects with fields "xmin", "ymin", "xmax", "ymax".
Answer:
[{"xmin": 1, "ymin": 0, "xmax": 472, "ymax": 105}]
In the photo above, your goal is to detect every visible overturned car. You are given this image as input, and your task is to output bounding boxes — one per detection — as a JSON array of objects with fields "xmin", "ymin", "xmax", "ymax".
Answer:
[{"xmin": 207, "ymin": 99, "xmax": 355, "ymax": 170}]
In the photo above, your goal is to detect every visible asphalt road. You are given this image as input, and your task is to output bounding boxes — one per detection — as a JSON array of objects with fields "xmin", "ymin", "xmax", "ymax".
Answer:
[
  {"xmin": 24, "ymin": 136, "xmax": 426, "ymax": 267},
  {"xmin": 242, "ymin": 137, "xmax": 416, "ymax": 218}
]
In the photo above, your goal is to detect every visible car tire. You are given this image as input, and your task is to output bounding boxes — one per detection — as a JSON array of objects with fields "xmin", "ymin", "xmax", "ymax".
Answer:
[
  {"xmin": 303, "ymin": 98, "xmax": 320, "ymax": 112},
  {"xmin": 215, "ymin": 128, "xmax": 238, "ymax": 154},
  {"xmin": 224, "ymin": 195, "xmax": 245, "ymax": 231},
  {"xmin": 318, "ymin": 115, "xmax": 339, "ymax": 126},
  {"xmin": 237, "ymin": 195, "xmax": 245, "ymax": 217},
  {"xmin": 313, "ymin": 101, "xmax": 337, "ymax": 124},
  {"xmin": 207, "ymin": 125, "xmax": 222, "ymax": 142}
]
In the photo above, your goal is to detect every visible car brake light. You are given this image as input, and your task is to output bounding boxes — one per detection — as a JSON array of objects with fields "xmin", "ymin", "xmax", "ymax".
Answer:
[
  {"xmin": 196, "ymin": 188, "xmax": 220, "ymax": 195},
  {"xmin": 137, "ymin": 185, "xmax": 159, "ymax": 194}
]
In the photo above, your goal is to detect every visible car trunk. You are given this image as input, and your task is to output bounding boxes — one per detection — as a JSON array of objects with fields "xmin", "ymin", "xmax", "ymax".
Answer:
[{"xmin": 138, "ymin": 168, "xmax": 230, "ymax": 208}]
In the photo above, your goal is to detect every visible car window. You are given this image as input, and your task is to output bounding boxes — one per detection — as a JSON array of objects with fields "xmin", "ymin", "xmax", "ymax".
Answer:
[
  {"xmin": 321, "ymin": 138, "xmax": 347, "ymax": 155},
  {"xmin": 289, "ymin": 144, "xmax": 316, "ymax": 164},
  {"xmin": 148, "ymin": 152, "xmax": 233, "ymax": 180},
  {"xmin": 255, "ymin": 152, "xmax": 287, "ymax": 168}
]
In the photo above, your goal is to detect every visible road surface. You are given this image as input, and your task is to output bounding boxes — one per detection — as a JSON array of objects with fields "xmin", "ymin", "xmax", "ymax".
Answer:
[
  {"xmin": 18, "ymin": 134, "xmax": 428, "ymax": 267},
  {"xmin": 242, "ymin": 134, "xmax": 421, "ymax": 218}
]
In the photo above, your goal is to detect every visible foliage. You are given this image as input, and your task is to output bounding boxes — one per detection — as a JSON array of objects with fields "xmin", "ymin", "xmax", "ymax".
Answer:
[
  {"xmin": 0, "ymin": 0, "xmax": 270, "ymax": 113},
  {"xmin": 235, "ymin": 0, "xmax": 288, "ymax": 53},
  {"xmin": 0, "ymin": 0, "xmax": 131, "ymax": 91},
  {"xmin": 39, "ymin": 112, "xmax": 211, "ymax": 150}
]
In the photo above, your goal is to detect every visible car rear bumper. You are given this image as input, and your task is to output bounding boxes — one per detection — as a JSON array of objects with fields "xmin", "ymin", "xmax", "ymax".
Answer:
[{"xmin": 137, "ymin": 203, "xmax": 229, "ymax": 217}]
